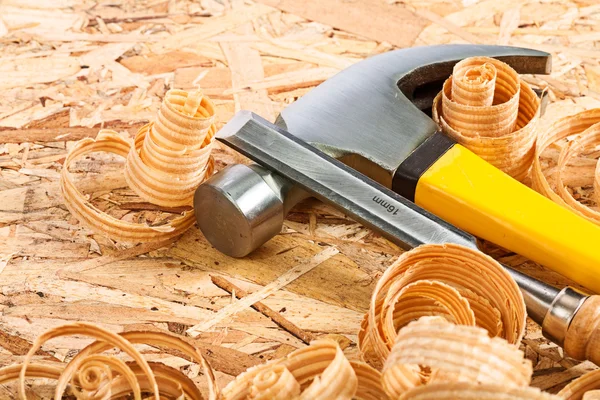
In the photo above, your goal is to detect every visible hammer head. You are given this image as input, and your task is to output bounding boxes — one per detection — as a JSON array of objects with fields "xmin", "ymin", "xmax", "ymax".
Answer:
[
  {"xmin": 196, "ymin": 45, "xmax": 551, "ymax": 258},
  {"xmin": 274, "ymin": 44, "xmax": 551, "ymax": 186}
]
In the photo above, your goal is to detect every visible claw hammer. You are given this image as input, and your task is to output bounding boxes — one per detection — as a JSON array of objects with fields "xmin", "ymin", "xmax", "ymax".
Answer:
[{"xmin": 194, "ymin": 45, "xmax": 600, "ymax": 364}]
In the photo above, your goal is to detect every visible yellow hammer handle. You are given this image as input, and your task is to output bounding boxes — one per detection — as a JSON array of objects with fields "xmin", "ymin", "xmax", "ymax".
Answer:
[
  {"xmin": 565, "ymin": 295, "xmax": 600, "ymax": 365},
  {"xmin": 415, "ymin": 144, "xmax": 600, "ymax": 294}
]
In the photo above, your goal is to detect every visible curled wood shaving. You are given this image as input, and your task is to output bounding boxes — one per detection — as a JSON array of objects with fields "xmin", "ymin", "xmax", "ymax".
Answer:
[
  {"xmin": 60, "ymin": 130, "xmax": 198, "ymax": 242},
  {"xmin": 432, "ymin": 56, "xmax": 541, "ymax": 182},
  {"xmin": 531, "ymin": 109, "xmax": 600, "ymax": 226},
  {"xmin": 125, "ymin": 89, "xmax": 216, "ymax": 207},
  {"xmin": 358, "ymin": 243, "xmax": 526, "ymax": 369},
  {"xmin": 221, "ymin": 339, "xmax": 386, "ymax": 400},
  {"xmin": 559, "ymin": 369, "xmax": 600, "ymax": 400},
  {"xmin": 0, "ymin": 363, "xmax": 63, "ymax": 384},
  {"xmin": 397, "ymin": 382, "xmax": 560, "ymax": 400},
  {"xmin": 61, "ymin": 89, "xmax": 216, "ymax": 242},
  {"xmin": 248, "ymin": 364, "xmax": 301, "ymax": 400},
  {"xmin": 349, "ymin": 361, "xmax": 390, "ymax": 400},
  {"xmin": 118, "ymin": 362, "xmax": 205, "ymax": 400},
  {"xmin": 382, "ymin": 280, "xmax": 476, "ymax": 335},
  {"xmin": 0, "ymin": 322, "xmax": 217, "ymax": 400},
  {"xmin": 381, "ymin": 317, "xmax": 532, "ymax": 398}
]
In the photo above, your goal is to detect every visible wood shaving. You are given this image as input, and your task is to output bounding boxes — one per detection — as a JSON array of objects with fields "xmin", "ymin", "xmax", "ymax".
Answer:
[
  {"xmin": 381, "ymin": 317, "xmax": 532, "ymax": 397},
  {"xmin": 60, "ymin": 89, "xmax": 216, "ymax": 242},
  {"xmin": 247, "ymin": 364, "xmax": 302, "ymax": 399},
  {"xmin": 60, "ymin": 130, "xmax": 198, "ymax": 242},
  {"xmin": 358, "ymin": 243, "xmax": 526, "ymax": 369},
  {"xmin": 125, "ymin": 89, "xmax": 216, "ymax": 207},
  {"xmin": 349, "ymin": 361, "xmax": 390, "ymax": 400},
  {"xmin": 3, "ymin": 318, "xmax": 598, "ymax": 399},
  {"xmin": 0, "ymin": 322, "xmax": 217, "ymax": 400},
  {"xmin": 531, "ymin": 109, "xmax": 600, "ymax": 226},
  {"xmin": 432, "ymin": 56, "xmax": 541, "ymax": 182},
  {"xmin": 1, "ymin": 324, "xmax": 386, "ymax": 399},
  {"xmin": 221, "ymin": 339, "xmax": 385, "ymax": 400},
  {"xmin": 560, "ymin": 370, "xmax": 600, "ymax": 400}
]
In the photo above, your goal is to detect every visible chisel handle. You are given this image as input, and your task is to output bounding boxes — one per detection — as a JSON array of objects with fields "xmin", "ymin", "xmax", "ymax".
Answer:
[
  {"xmin": 564, "ymin": 295, "xmax": 600, "ymax": 365},
  {"xmin": 415, "ymin": 144, "xmax": 600, "ymax": 294}
]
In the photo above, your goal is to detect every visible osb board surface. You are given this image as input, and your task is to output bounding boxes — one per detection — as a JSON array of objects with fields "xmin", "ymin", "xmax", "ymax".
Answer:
[{"xmin": 0, "ymin": 0, "xmax": 599, "ymax": 397}]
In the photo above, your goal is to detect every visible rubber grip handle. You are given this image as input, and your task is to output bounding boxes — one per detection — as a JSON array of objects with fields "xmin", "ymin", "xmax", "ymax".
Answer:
[
  {"xmin": 415, "ymin": 144, "xmax": 600, "ymax": 294},
  {"xmin": 565, "ymin": 295, "xmax": 600, "ymax": 365}
]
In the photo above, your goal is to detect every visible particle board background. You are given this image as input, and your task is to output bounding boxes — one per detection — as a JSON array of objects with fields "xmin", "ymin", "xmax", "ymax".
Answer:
[{"xmin": 0, "ymin": 0, "xmax": 599, "ymax": 398}]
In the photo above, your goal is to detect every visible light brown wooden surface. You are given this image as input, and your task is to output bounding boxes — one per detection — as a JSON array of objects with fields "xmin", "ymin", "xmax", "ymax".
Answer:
[
  {"xmin": 565, "ymin": 295, "xmax": 600, "ymax": 367},
  {"xmin": 0, "ymin": 0, "xmax": 599, "ymax": 398}
]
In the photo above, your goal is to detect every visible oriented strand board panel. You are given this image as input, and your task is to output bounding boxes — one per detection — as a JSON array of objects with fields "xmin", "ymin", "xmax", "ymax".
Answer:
[
  {"xmin": 0, "ymin": 0, "xmax": 599, "ymax": 397},
  {"xmin": 255, "ymin": 0, "xmax": 428, "ymax": 48}
]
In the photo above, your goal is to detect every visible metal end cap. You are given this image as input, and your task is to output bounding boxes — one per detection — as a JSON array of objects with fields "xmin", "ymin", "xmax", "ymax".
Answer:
[
  {"xmin": 194, "ymin": 164, "xmax": 284, "ymax": 258},
  {"xmin": 541, "ymin": 286, "xmax": 588, "ymax": 347}
]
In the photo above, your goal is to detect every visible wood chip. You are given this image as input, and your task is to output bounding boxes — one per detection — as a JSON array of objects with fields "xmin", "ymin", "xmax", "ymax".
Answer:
[
  {"xmin": 0, "ymin": 57, "xmax": 80, "ymax": 90},
  {"xmin": 121, "ymin": 51, "xmax": 213, "ymax": 75}
]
